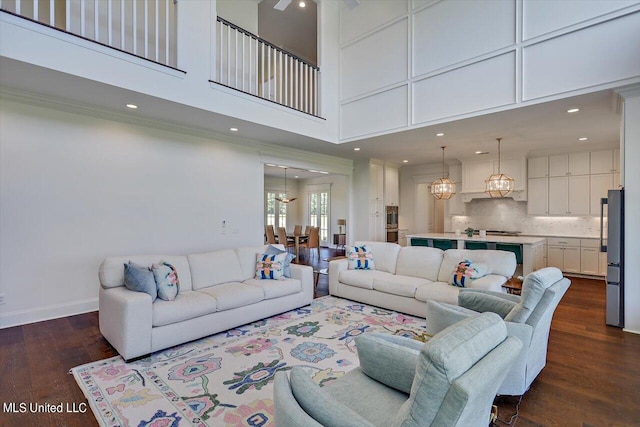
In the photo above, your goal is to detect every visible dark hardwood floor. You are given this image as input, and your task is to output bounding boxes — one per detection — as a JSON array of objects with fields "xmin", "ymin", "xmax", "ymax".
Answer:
[{"xmin": 1, "ymin": 247, "xmax": 638, "ymax": 426}]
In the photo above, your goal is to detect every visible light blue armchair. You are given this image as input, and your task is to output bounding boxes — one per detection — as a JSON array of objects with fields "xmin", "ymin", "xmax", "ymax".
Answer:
[
  {"xmin": 425, "ymin": 267, "xmax": 570, "ymax": 396},
  {"xmin": 274, "ymin": 312, "xmax": 522, "ymax": 427}
]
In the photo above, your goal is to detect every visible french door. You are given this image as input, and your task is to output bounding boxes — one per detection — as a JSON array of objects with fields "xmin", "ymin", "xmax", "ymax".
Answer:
[
  {"xmin": 308, "ymin": 188, "xmax": 330, "ymax": 246},
  {"xmin": 265, "ymin": 191, "xmax": 288, "ymax": 230}
]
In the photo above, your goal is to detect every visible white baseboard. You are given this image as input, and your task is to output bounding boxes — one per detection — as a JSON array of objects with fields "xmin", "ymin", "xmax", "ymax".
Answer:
[{"xmin": 0, "ymin": 298, "xmax": 99, "ymax": 329}]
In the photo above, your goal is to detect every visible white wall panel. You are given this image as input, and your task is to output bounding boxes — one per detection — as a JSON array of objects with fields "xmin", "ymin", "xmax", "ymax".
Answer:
[
  {"xmin": 341, "ymin": 18, "xmax": 408, "ymax": 101},
  {"xmin": 523, "ymin": 12, "xmax": 640, "ymax": 101},
  {"xmin": 341, "ymin": 85, "xmax": 408, "ymax": 139},
  {"xmin": 413, "ymin": 0, "xmax": 515, "ymax": 76},
  {"xmin": 340, "ymin": 0, "xmax": 408, "ymax": 45},
  {"xmin": 523, "ymin": 0, "xmax": 639, "ymax": 40},
  {"xmin": 412, "ymin": 52, "xmax": 515, "ymax": 124},
  {"xmin": 412, "ymin": 0, "xmax": 438, "ymax": 11}
]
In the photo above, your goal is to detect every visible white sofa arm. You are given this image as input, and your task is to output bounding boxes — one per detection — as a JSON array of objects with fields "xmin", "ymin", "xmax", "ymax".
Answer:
[
  {"xmin": 99, "ymin": 286, "xmax": 153, "ymax": 360},
  {"xmin": 329, "ymin": 258, "xmax": 349, "ymax": 296},
  {"xmin": 290, "ymin": 264, "xmax": 314, "ymax": 302}
]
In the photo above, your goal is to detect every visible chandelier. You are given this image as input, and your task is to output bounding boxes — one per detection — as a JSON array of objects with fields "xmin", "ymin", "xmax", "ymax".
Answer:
[
  {"xmin": 275, "ymin": 168, "xmax": 297, "ymax": 203},
  {"xmin": 484, "ymin": 137, "xmax": 514, "ymax": 198},
  {"xmin": 431, "ymin": 146, "xmax": 456, "ymax": 200}
]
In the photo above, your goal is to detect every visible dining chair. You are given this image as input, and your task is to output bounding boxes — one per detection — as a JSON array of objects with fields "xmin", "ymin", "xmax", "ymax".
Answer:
[
  {"xmin": 303, "ymin": 225, "xmax": 312, "ymax": 236},
  {"xmin": 265, "ymin": 225, "xmax": 277, "ymax": 244},
  {"xmin": 277, "ymin": 227, "xmax": 295, "ymax": 253},
  {"xmin": 300, "ymin": 227, "xmax": 320, "ymax": 259},
  {"xmin": 293, "ymin": 225, "xmax": 302, "ymax": 236}
]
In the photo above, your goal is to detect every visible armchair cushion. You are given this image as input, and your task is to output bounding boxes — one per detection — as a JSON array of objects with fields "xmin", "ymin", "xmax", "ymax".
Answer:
[
  {"xmin": 289, "ymin": 367, "xmax": 372, "ymax": 427},
  {"xmin": 505, "ymin": 267, "xmax": 563, "ymax": 323},
  {"xmin": 458, "ymin": 291, "xmax": 518, "ymax": 318},
  {"xmin": 355, "ymin": 333, "xmax": 422, "ymax": 394},
  {"xmin": 425, "ymin": 300, "xmax": 478, "ymax": 336},
  {"xmin": 396, "ymin": 312, "xmax": 509, "ymax": 425}
]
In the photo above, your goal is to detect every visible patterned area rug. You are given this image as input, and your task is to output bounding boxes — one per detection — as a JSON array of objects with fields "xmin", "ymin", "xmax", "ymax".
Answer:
[{"xmin": 72, "ymin": 296, "xmax": 429, "ymax": 426}]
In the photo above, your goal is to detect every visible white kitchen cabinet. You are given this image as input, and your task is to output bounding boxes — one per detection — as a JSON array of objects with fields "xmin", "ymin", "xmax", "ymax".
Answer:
[
  {"xmin": 462, "ymin": 160, "xmax": 494, "ymax": 193},
  {"xmin": 549, "ymin": 175, "xmax": 589, "ymax": 215},
  {"xmin": 549, "ymin": 152, "xmax": 590, "ymax": 177},
  {"xmin": 548, "ymin": 177, "xmax": 568, "ymax": 215},
  {"xmin": 590, "ymin": 150, "xmax": 614, "ymax": 174},
  {"xmin": 590, "ymin": 174, "xmax": 613, "ymax": 216},
  {"xmin": 462, "ymin": 157, "xmax": 526, "ymax": 193},
  {"xmin": 384, "ymin": 165, "xmax": 399, "ymax": 206},
  {"xmin": 527, "ymin": 178, "xmax": 548, "ymax": 215},
  {"xmin": 368, "ymin": 199, "xmax": 384, "ymax": 241},
  {"xmin": 370, "ymin": 163, "xmax": 384, "ymax": 201},
  {"xmin": 614, "ymin": 172, "xmax": 620, "ymax": 189},
  {"xmin": 528, "ymin": 156, "xmax": 548, "ymax": 178},
  {"xmin": 580, "ymin": 247, "xmax": 600, "ymax": 275},
  {"xmin": 547, "ymin": 238, "xmax": 581, "ymax": 273},
  {"xmin": 613, "ymin": 148, "xmax": 620, "ymax": 172}
]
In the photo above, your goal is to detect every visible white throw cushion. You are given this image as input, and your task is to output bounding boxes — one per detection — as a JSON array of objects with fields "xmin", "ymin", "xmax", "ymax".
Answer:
[
  {"xmin": 99, "ymin": 255, "xmax": 193, "ymax": 291},
  {"xmin": 244, "ymin": 278, "xmax": 302, "ymax": 299},
  {"xmin": 437, "ymin": 249, "xmax": 516, "ymax": 283},
  {"xmin": 415, "ymin": 282, "xmax": 461, "ymax": 305},
  {"xmin": 373, "ymin": 275, "xmax": 431, "ymax": 298},
  {"xmin": 339, "ymin": 269, "xmax": 393, "ymax": 290},
  {"xmin": 188, "ymin": 249, "xmax": 245, "ymax": 289},
  {"xmin": 354, "ymin": 241, "xmax": 401, "ymax": 274},
  {"xmin": 198, "ymin": 282, "xmax": 264, "ymax": 311},
  {"xmin": 235, "ymin": 245, "xmax": 275, "ymax": 280},
  {"xmin": 152, "ymin": 291, "xmax": 217, "ymax": 327},
  {"xmin": 395, "ymin": 246, "xmax": 444, "ymax": 281}
]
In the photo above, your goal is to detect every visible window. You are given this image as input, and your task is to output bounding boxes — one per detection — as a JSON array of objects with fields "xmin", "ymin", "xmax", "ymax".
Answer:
[
  {"xmin": 265, "ymin": 191, "xmax": 288, "ymax": 230},
  {"xmin": 308, "ymin": 188, "xmax": 329, "ymax": 246}
]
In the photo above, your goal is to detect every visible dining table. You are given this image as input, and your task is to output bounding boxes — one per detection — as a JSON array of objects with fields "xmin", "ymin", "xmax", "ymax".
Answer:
[{"xmin": 287, "ymin": 234, "xmax": 308, "ymax": 261}]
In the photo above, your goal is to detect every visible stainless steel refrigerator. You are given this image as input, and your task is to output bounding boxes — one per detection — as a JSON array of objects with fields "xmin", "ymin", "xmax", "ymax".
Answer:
[{"xmin": 600, "ymin": 188, "xmax": 624, "ymax": 328}]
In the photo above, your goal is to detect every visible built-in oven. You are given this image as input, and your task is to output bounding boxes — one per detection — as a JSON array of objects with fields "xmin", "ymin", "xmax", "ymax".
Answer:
[
  {"xmin": 386, "ymin": 228, "xmax": 399, "ymax": 243},
  {"xmin": 386, "ymin": 206, "xmax": 398, "ymax": 230}
]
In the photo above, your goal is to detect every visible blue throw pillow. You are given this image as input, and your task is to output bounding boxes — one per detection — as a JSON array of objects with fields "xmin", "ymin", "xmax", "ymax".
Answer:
[
  {"xmin": 152, "ymin": 262, "xmax": 180, "ymax": 301},
  {"xmin": 123, "ymin": 261, "xmax": 157, "ymax": 301},
  {"xmin": 265, "ymin": 244, "xmax": 296, "ymax": 278}
]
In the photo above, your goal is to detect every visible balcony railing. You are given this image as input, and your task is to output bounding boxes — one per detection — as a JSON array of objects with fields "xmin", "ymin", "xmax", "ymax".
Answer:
[
  {"xmin": 1, "ymin": 0, "xmax": 178, "ymax": 68},
  {"xmin": 214, "ymin": 17, "xmax": 320, "ymax": 117}
]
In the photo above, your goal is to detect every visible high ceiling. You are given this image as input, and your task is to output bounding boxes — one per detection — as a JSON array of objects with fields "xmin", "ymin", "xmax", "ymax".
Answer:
[{"xmin": 0, "ymin": 57, "xmax": 621, "ymax": 175}]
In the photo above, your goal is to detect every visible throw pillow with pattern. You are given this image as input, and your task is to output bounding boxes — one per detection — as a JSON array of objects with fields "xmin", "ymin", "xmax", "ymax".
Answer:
[
  {"xmin": 265, "ymin": 245, "xmax": 296, "ymax": 278},
  {"xmin": 256, "ymin": 252, "xmax": 287, "ymax": 280},
  {"xmin": 451, "ymin": 260, "xmax": 488, "ymax": 287},
  {"xmin": 347, "ymin": 245, "xmax": 375, "ymax": 270},
  {"xmin": 152, "ymin": 261, "xmax": 180, "ymax": 301}
]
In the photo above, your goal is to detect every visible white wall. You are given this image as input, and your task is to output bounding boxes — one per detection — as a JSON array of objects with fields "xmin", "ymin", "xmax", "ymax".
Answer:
[
  {"xmin": 217, "ymin": 0, "xmax": 259, "ymax": 33},
  {"xmin": 398, "ymin": 162, "xmax": 443, "ymax": 234},
  {"xmin": 619, "ymin": 87, "xmax": 640, "ymax": 334},
  {"xmin": 0, "ymin": 99, "xmax": 265, "ymax": 328},
  {"xmin": 339, "ymin": 0, "xmax": 640, "ymax": 141}
]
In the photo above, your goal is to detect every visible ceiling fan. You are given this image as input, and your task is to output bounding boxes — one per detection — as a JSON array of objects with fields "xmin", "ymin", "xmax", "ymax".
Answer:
[{"xmin": 273, "ymin": 0, "xmax": 360, "ymax": 11}]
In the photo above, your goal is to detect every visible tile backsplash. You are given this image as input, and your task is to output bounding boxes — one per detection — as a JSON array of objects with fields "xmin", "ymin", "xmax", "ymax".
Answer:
[{"xmin": 448, "ymin": 198, "xmax": 604, "ymax": 238}]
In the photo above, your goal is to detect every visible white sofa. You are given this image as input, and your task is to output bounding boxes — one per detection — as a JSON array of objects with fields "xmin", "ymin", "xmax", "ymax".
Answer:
[
  {"xmin": 99, "ymin": 244, "xmax": 314, "ymax": 360},
  {"xmin": 329, "ymin": 241, "xmax": 516, "ymax": 317}
]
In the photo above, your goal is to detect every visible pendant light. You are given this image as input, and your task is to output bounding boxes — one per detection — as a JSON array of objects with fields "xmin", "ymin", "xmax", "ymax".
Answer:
[
  {"xmin": 431, "ymin": 146, "xmax": 456, "ymax": 200},
  {"xmin": 275, "ymin": 168, "xmax": 297, "ymax": 203},
  {"xmin": 484, "ymin": 137, "xmax": 514, "ymax": 198}
]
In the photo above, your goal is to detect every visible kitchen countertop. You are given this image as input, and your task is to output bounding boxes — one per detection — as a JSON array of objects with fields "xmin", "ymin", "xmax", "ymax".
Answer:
[{"xmin": 407, "ymin": 233, "xmax": 546, "ymax": 245}]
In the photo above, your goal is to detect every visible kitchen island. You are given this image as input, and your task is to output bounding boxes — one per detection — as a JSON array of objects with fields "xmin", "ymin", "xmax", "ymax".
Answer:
[{"xmin": 407, "ymin": 233, "xmax": 546, "ymax": 275}]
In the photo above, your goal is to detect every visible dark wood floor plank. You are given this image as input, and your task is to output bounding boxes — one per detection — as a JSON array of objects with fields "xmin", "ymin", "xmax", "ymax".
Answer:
[{"xmin": 1, "ymin": 249, "xmax": 639, "ymax": 426}]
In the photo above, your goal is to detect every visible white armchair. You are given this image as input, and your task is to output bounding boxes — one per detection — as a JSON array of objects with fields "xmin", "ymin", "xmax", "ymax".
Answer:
[{"xmin": 425, "ymin": 267, "xmax": 570, "ymax": 396}]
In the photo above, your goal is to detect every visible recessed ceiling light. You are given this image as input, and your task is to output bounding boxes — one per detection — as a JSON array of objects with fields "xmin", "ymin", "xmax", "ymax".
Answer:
[
  {"xmin": 354, "ymin": 147, "xmax": 360, "ymax": 151},
  {"xmin": 475, "ymin": 151, "xmax": 482, "ymax": 154},
  {"xmin": 126, "ymin": 104, "xmax": 138, "ymax": 109},
  {"xmin": 403, "ymin": 160, "xmax": 409, "ymax": 163},
  {"xmin": 578, "ymin": 137, "xmax": 588, "ymax": 141},
  {"xmin": 294, "ymin": 176, "xmax": 299, "ymax": 179},
  {"xmin": 299, "ymin": 1, "xmax": 305, "ymax": 7},
  {"xmin": 230, "ymin": 127, "xmax": 238, "ymax": 132},
  {"xmin": 436, "ymin": 133, "xmax": 445, "ymax": 137},
  {"xmin": 266, "ymin": 163, "xmax": 276, "ymax": 167},
  {"xmin": 476, "ymin": 151, "xmax": 489, "ymax": 155},
  {"xmin": 567, "ymin": 108, "xmax": 580, "ymax": 113}
]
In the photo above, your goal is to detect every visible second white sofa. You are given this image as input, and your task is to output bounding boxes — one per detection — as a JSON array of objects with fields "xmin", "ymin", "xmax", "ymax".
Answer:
[{"xmin": 329, "ymin": 241, "xmax": 516, "ymax": 317}]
